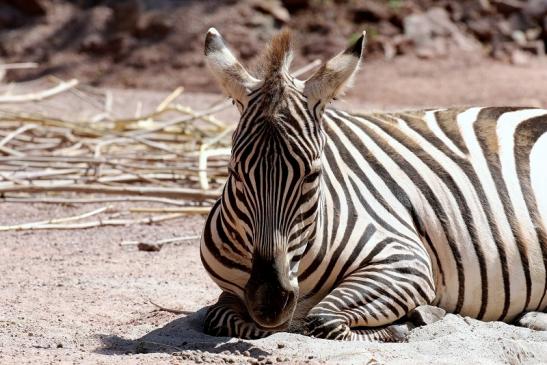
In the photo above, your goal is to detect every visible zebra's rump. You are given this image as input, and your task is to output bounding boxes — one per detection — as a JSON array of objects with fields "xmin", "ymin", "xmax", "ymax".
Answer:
[{"xmin": 322, "ymin": 106, "xmax": 547, "ymax": 322}]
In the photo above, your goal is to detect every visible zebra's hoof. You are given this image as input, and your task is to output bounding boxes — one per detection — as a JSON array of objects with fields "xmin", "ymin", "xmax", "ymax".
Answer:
[
  {"xmin": 407, "ymin": 305, "xmax": 446, "ymax": 327},
  {"xmin": 387, "ymin": 323, "xmax": 411, "ymax": 342},
  {"xmin": 515, "ymin": 312, "xmax": 547, "ymax": 331}
]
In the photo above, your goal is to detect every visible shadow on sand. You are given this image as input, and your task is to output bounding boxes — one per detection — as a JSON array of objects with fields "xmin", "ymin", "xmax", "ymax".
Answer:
[{"xmin": 95, "ymin": 307, "xmax": 270, "ymax": 358}]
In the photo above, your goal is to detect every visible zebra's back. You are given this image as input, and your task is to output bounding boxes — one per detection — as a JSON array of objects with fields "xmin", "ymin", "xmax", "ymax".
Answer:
[{"xmin": 321, "ymin": 106, "xmax": 547, "ymax": 322}]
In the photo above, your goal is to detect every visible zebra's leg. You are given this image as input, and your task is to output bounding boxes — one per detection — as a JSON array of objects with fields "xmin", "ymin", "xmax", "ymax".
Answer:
[
  {"xmin": 515, "ymin": 312, "xmax": 547, "ymax": 331},
  {"xmin": 204, "ymin": 291, "xmax": 272, "ymax": 339},
  {"xmin": 304, "ymin": 267, "xmax": 436, "ymax": 341}
]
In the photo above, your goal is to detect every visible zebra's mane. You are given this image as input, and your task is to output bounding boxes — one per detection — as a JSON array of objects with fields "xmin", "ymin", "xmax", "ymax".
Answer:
[{"xmin": 255, "ymin": 29, "xmax": 293, "ymax": 80}]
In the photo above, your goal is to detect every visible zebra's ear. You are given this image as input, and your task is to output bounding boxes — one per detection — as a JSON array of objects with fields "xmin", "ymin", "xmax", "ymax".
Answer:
[
  {"xmin": 303, "ymin": 31, "xmax": 366, "ymax": 111},
  {"xmin": 204, "ymin": 28, "xmax": 259, "ymax": 108}
]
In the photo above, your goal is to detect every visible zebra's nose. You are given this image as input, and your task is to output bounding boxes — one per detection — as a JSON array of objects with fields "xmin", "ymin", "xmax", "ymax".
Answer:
[
  {"xmin": 247, "ymin": 282, "xmax": 297, "ymax": 328},
  {"xmin": 244, "ymin": 253, "xmax": 298, "ymax": 327}
]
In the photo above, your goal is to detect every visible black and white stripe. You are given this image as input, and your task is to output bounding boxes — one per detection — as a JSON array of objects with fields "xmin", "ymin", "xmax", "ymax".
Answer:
[{"xmin": 200, "ymin": 28, "xmax": 547, "ymax": 341}]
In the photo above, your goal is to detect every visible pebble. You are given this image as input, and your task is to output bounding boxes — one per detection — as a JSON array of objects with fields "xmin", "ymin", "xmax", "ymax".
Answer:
[
  {"xmin": 243, "ymin": 351, "xmax": 250, "ymax": 357},
  {"xmin": 277, "ymin": 343, "xmax": 285, "ymax": 349}
]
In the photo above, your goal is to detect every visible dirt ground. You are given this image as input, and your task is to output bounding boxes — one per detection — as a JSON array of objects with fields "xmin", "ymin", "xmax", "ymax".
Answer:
[{"xmin": 1, "ymin": 54, "xmax": 547, "ymax": 364}]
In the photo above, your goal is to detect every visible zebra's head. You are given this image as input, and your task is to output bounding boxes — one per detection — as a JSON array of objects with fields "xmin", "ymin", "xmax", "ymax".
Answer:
[{"xmin": 205, "ymin": 28, "xmax": 366, "ymax": 329}]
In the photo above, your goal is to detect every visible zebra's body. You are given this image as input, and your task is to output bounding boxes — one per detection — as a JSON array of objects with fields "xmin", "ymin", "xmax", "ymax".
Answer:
[{"xmin": 200, "ymin": 28, "xmax": 547, "ymax": 341}]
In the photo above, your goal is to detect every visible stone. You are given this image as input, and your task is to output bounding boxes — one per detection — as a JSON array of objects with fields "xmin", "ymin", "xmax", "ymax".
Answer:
[
  {"xmin": 352, "ymin": 2, "xmax": 391, "ymax": 23},
  {"xmin": 524, "ymin": 0, "xmax": 547, "ymax": 18},
  {"xmin": 252, "ymin": 0, "xmax": 290, "ymax": 23},
  {"xmin": 281, "ymin": 0, "xmax": 309, "ymax": 11},
  {"xmin": 404, "ymin": 7, "xmax": 479, "ymax": 56},
  {"xmin": 6, "ymin": 0, "xmax": 47, "ymax": 16},
  {"xmin": 136, "ymin": 12, "xmax": 173, "ymax": 39},
  {"xmin": 516, "ymin": 312, "xmax": 547, "ymax": 330},
  {"xmin": 491, "ymin": 0, "xmax": 524, "ymax": 15},
  {"xmin": 468, "ymin": 18, "xmax": 495, "ymax": 41},
  {"xmin": 408, "ymin": 305, "xmax": 446, "ymax": 327}
]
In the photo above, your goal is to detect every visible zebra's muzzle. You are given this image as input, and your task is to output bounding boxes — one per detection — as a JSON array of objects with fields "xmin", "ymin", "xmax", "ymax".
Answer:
[{"xmin": 244, "ymin": 256, "xmax": 298, "ymax": 329}]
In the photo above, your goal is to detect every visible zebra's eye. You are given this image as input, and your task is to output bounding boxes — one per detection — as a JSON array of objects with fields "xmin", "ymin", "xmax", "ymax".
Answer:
[
  {"xmin": 228, "ymin": 166, "xmax": 241, "ymax": 181},
  {"xmin": 304, "ymin": 170, "xmax": 321, "ymax": 182}
]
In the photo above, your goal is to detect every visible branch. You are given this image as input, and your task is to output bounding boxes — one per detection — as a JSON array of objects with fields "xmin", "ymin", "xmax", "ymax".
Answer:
[
  {"xmin": 0, "ymin": 183, "xmax": 221, "ymax": 200},
  {"xmin": 0, "ymin": 79, "xmax": 78, "ymax": 103}
]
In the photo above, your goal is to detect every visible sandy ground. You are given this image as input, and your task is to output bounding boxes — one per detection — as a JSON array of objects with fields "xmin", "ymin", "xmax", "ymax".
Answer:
[
  {"xmin": 1, "ymin": 55, "xmax": 547, "ymax": 364},
  {"xmin": 1, "ymin": 202, "xmax": 547, "ymax": 365}
]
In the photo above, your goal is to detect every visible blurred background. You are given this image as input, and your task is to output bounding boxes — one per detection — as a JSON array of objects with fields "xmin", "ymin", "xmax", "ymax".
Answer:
[
  {"xmin": 1, "ymin": 0, "xmax": 547, "ymax": 107},
  {"xmin": 1, "ymin": 3, "xmax": 547, "ymax": 362}
]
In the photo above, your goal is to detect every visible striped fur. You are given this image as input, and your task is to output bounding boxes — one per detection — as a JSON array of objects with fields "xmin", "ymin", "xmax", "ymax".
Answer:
[{"xmin": 200, "ymin": 29, "xmax": 547, "ymax": 341}]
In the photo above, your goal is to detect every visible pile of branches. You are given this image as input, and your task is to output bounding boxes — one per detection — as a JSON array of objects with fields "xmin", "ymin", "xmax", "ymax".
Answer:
[
  {"xmin": 0, "ymin": 84, "xmax": 230, "ymax": 204},
  {"xmin": 0, "ymin": 82, "xmax": 230, "ymax": 234},
  {"xmin": 0, "ymin": 61, "xmax": 319, "ymax": 234}
]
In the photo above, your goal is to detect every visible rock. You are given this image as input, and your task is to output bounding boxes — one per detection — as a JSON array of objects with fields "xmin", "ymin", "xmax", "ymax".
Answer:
[
  {"xmin": 135, "ymin": 12, "xmax": 173, "ymax": 39},
  {"xmin": 524, "ymin": 0, "xmax": 547, "ymax": 19},
  {"xmin": 352, "ymin": 2, "xmax": 391, "ymax": 23},
  {"xmin": 510, "ymin": 48, "xmax": 531, "ymax": 64},
  {"xmin": 252, "ymin": 0, "xmax": 290, "ymax": 23},
  {"xmin": 378, "ymin": 20, "xmax": 400, "ymax": 37},
  {"xmin": 137, "ymin": 242, "xmax": 163, "ymax": 252},
  {"xmin": 408, "ymin": 305, "xmax": 446, "ymax": 327},
  {"xmin": 281, "ymin": 0, "xmax": 309, "ymax": 11},
  {"xmin": 491, "ymin": 0, "xmax": 525, "ymax": 15},
  {"xmin": 0, "ymin": 4, "xmax": 24, "ymax": 29},
  {"xmin": 108, "ymin": 0, "xmax": 141, "ymax": 34},
  {"xmin": 511, "ymin": 29, "xmax": 528, "ymax": 45},
  {"xmin": 468, "ymin": 18, "xmax": 495, "ymax": 41},
  {"xmin": 404, "ymin": 7, "xmax": 479, "ymax": 57},
  {"xmin": 6, "ymin": 0, "xmax": 47, "ymax": 16}
]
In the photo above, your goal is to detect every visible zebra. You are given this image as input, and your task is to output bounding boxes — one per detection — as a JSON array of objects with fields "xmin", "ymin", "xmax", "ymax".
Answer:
[{"xmin": 199, "ymin": 27, "xmax": 547, "ymax": 341}]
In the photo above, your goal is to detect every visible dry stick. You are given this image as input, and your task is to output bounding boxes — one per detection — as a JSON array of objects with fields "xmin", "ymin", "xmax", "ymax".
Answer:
[
  {"xmin": 124, "ymin": 102, "xmax": 230, "ymax": 138},
  {"xmin": 0, "ymin": 205, "xmax": 110, "ymax": 231},
  {"xmin": 0, "ymin": 212, "xmax": 187, "ymax": 231},
  {"xmin": 0, "ymin": 156, "xmax": 217, "ymax": 173},
  {"xmin": 0, "ymin": 124, "xmax": 40, "ymax": 148},
  {"xmin": 0, "ymin": 144, "xmax": 24, "ymax": 156},
  {"xmin": 0, "ymin": 112, "xmax": 103, "ymax": 137},
  {"xmin": 104, "ymin": 166, "xmax": 178, "ymax": 187},
  {"xmin": 49, "ymin": 75, "xmax": 106, "ymax": 112},
  {"xmin": 156, "ymin": 87, "xmax": 184, "ymax": 112},
  {"xmin": 129, "ymin": 207, "xmax": 210, "ymax": 214},
  {"xmin": 0, "ymin": 62, "xmax": 38, "ymax": 70},
  {"xmin": 1, "ymin": 195, "xmax": 194, "ymax": 206},
  {"xmin": 120, "ymin": 235, "xmax": 201, "ymax": 246},
  {"xmin": 0, "ymin": 184, "xmax": 221, "ymax": 200},
  {"xmin": 292, "ymin": 59, "xmax": 322, "ymax": 77},
  {"xmin": 198, "ymin": 147, "xmax": 231, "ymax": 190},
  {"xmin": 1, "ymin": 168, "xmax": 80, "ymax": 180},
  {"xmin": 0, "ymin": 79, "xmax": 78, "ymax": 103},
  {"xmin": 147, "ymin": 298, "xmax": 191, "ymax": 315}
]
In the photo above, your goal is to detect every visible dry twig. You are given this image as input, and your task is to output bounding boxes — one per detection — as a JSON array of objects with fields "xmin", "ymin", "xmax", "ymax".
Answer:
[
  {"xmin": 0, "ymin": 79, "xmax": 78, "ymax": 103},
  {"xmin": 0, "ymin": 60, "xmax": 322, "ymax": 229},
  {"xmin": 147, "ymin": 298, "xmax": 191, "ymax": 315}
]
